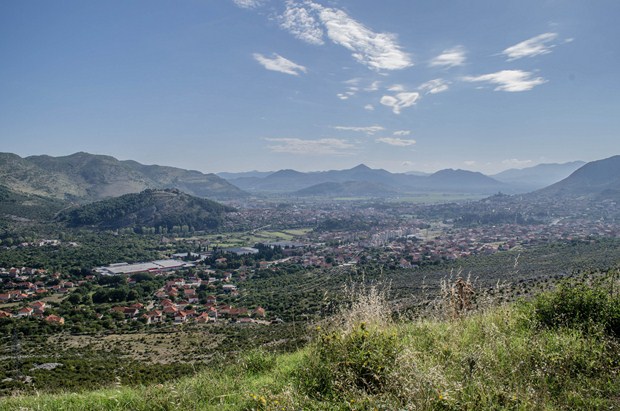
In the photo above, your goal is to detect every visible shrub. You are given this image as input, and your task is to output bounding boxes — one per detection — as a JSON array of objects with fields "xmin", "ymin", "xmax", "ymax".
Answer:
[
  {"xmin": 296, "ymin": 283, "xmax": 401, "ymax": 399},
  {"xmin": 535, "ymin": 280, "xmax": 620, "ymax": 337},
  {"xmin": 298, "ymin": 323, "xmax": 400, "ymax": 399}
]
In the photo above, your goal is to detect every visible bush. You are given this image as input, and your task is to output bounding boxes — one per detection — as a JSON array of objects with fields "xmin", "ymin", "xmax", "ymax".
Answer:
[
  {"xmin": 298, "ymin": 323, "xmax": 400, "ymax": 399},
  {"xmin": 296, "ymin": 283, "xmax": 401, "ymax": 400},
  {"xmin": 535, "ymin": 279, "xmax": 620, "ymax": 337}
]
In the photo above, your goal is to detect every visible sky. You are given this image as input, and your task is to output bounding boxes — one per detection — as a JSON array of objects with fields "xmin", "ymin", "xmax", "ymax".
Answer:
[{"xmin": 1, "ymin": 0, "xmax": 619, "ymax": 174}]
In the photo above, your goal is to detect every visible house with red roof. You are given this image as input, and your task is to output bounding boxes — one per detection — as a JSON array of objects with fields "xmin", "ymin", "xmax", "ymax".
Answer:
[
  {"xmin": 17, "ymin": 307, "xmax": 34, "ymax": 317},
  {"xmin": 44, "ymin": 315, "xmax": 65, "ymax": 325}
]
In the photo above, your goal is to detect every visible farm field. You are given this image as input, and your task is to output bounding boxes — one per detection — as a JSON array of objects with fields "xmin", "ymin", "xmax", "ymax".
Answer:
[{"xmin": 181, "ymin": 228, "xmax": 313, "ymax": 249}]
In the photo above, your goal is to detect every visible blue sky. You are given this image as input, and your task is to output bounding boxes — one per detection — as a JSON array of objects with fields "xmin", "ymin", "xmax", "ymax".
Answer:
[{"xmin": 1, "ymin": 0, "xmax": 618, "ymax": 174}]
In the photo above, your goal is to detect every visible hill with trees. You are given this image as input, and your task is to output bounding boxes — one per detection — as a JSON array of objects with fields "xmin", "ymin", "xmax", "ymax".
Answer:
[
  {"xmin": 58, "ymin": 188, "xmax": 235, "ymax": 231},
  {"xmin": 0, "ymin": 184, "xmax": 67, "ymax": 223},
  {"xmin": 0, "ymin": 152, "xmax": 246, "ymax": 202}
]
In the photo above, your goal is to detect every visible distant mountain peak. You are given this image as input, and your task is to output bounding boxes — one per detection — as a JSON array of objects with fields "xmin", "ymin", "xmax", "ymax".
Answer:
[
  {"xmin": 431, "ymin": 168, "xmax": 483, "ymax": 177},
  {"xmin": 351, "ymin": 163, "xmax": 372, "ymax": 171},
  {"xmin": 269, "ymin": 169, "xmax": 305, "ymax": 177}
]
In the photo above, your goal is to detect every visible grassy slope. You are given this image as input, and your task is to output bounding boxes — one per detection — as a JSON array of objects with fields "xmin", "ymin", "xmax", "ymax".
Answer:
[{"xmin": 3, "ymin": 290, "xmax": 619, "ymax": 411}]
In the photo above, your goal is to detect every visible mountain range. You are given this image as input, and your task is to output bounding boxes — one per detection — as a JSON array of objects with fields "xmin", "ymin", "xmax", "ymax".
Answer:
[
  {"xmin": 0, "ymin": 152, "xmax": 246, "ymax": 202},
  {"xmin": 224, "ymin": 163, "xmax": 577, "ymax": 196},
  {"xmin": 2, "ymin": 152, "xmax": 619, "ymax": 204}
]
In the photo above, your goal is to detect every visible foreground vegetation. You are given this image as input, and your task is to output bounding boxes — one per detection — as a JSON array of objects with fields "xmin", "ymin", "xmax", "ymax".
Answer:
[{"xmin": 3, "ymin": 272, "xmax": 619, "ymax": 410}]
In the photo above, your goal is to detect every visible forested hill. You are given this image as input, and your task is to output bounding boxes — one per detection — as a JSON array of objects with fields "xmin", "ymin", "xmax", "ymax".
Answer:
[
  {"xmin": 58, "ymin": 189, "xmax": 235, "ymax": 231},
  {"xmin": 0, "ymin": 184, "xmax": 67, "ymax": 222},
  {"xmin": 0, "ymin": 152, "xmax": 246, "ymax": 201}
]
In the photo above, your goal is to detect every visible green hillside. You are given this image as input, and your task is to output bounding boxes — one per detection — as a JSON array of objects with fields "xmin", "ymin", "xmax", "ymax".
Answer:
[
  {"xmin": 0, "ymin": 152, "xmax": 247, "ymax": 201},
  {"xmin": 3, "ymin": 274, "xmax": 619, "ymax": 411},
  {"xmin": 0, "ymin": 184, "xmax": 67, "ymax": 222},
  {"xmin": 58, "ymin": 188, "xmax": 235, "ymax": 231}
]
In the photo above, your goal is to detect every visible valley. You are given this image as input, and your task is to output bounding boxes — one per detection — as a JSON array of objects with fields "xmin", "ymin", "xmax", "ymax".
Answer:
[{"xmin": 0, "ymin": 152, "xmax": 619, "ymax": 408}]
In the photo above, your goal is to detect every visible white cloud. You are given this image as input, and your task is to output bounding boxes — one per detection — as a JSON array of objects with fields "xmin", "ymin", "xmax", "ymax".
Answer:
[
  {"xmin": 277, "ymin": 1, "xmax": 412, "ymax": 71},
  {"xmin": 463, "ymin": 70, "xmax": 546, "ymax": 92},
  {"xmin": 314, "ymin": 2, "xmax": 412, "ymax": 70},
  {"xmin": 232, "ymin": 0, "xmax": 262, "ymax": 9},
  {"xmin": 279, "ymin": 1, "xmax": 325, "ymax": 45},
  {"xmin": 388, "ymin": 84, "xmax": 405, "ymax": 92},
  {"xmin": 365, "ymin": 81, "xmax": 381, "ymax": 91},
  {"xmin": 380, "ymin": 91, "xmax": 420, "ymax": 114},
  {"xmin": 464, "ymin": 160, "xmax": 477, "ymax": 167},
  {"xmin": 333, "ymin": 125, "xmax": 384, "ymax": 134},
  {"xmin": 501, "ymin": 158, "xmax": 533, "ymax": 168},
  {"xmin": 364, "ymin": 104, "xmax": 375, "ymax": 111},
  {"xmin": 253, "ymin": 53, "xmax": 307, "ymax": 76},
  {"xmin": 337, "ymin": 78, "xmax": 362, "ymax": 100},
  {"xmin": 502, "ymin": 33, "xmax": 558, "ymax": 61},
  {"xmin": 429, "ymin": 46, "xmax": 466, "ymax": 68},
  {"xmin": 393, "ymin": 130, "xmax": 411, "ymax": 136},
  {"xmin": 266, "ymin": 137, "xmax": 354, "ymax": 155},
  {"xmin": 376, "ymin": 137, "xmax": 417, "ymax": 147},
  {"xmin": 344, "ymin": 78, "xmax": 361, "ymax": 85},
  {"xmin": 419, "ymin": 78, "xmax": 449, "ymax": 94}
]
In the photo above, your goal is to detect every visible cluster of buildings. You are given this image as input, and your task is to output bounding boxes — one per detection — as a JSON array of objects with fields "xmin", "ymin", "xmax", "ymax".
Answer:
[
  {"xmin": 0, "ymin": 299, "xmax": 65, "ymax": 325},
  {"xmin": 0, "ymin": 267, "xmax": 79, "ymax": 302},
  {"xmin": 110, "ymin": 274, "xmax": 266, "ymax": 325}
]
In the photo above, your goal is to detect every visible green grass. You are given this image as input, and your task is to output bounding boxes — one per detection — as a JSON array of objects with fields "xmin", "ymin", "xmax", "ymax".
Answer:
[{"xmin": 4, "ymin": 279, "xmax": 620, "ymax": 410}]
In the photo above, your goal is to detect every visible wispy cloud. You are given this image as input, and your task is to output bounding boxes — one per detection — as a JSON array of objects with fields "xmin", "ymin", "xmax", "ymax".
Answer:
[
  {"xmin": 365, "ymin": 81, "xmax": 381, "ymax": 91},
  {"xmin": 279, "ymin": 1, "xmax": 412, "ymax": 71},
  {"xmin": 318, "ymin": 5, "xmax": 412, "ymax": 70},
  {"xmin": 376, "ymin": 137, "xmax": 417, "ymax": 147},
  {"xmin": 232, "ymin": 0, "xmax": 263, "ymax": 9},
  {"xmin": 380, "ymin": 90, "xmax": 421, "ymax": 114},
  {"xmin": 337, "ymin": 78, "xmax": 361, "ymax": 100},
  {"xmin": 463, "ymin": 70, "xmax": 546, "ymax": 92},
  {"xmin": 502, "ymin": 158, "xmax": 533, "ymax": 168},
  {"xmin": 333, "ymin": 125, "xmax": 384, "ymax": 134},
  {"xmin": 429, "ymin": 46, "xmax": 466, "ymax": 68},
  {"xmin": 279, "ymin": 0, "xmax": 324, "ymax": 45},
  {"xmin": 388, "ymin": 84, "xmax": 405, "ymax": 92},
  {"xmin": 364, "ymin": 104, "xmax": 375, "ymax": 111},
  {"xmin": 266, "ymin": 137, "xmax": 354, "ymax": 155},
  {"xmin": 393, "ymin": 130, "xmax": 411, "ymax": 136},
  {"xmin": 502, "ymin": 33, "xmax": 558, "ymax": 61},
  {"xmin": 253, "ymin": 53, "xmax": 307, "ymax": 76},
  {"xmin": 419, "ymin": 78, "xmax": 449, "ymax": 94}
]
